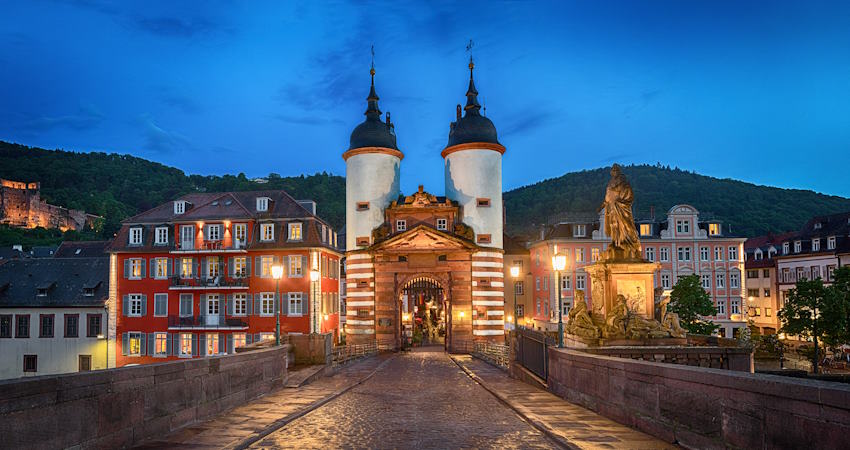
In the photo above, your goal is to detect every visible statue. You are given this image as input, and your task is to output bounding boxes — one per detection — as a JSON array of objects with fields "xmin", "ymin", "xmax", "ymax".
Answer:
[
  {"xmin": 658, "ymin": 297, "xmax": 687, "ymax": 338},
  {"xmin": 566, "ymin": 292, "xmax": 600, "ymax": 339},
  {"xmin": 602, "ymin": 164, "xmax": 641, "ymax": 260},
  {"xmin": 602, "ymin": 295, "xmax": 629, "ymax": 339}
]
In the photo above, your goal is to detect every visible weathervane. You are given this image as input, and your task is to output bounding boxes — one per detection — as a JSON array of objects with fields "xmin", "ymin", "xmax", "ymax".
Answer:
[
  {"xmin": 466, "ymin": 39, "xmax": 474, "ymax": 70},
  {"xmin": 370, "ymin": 44, "xmax": 375, "ymax": 76}
]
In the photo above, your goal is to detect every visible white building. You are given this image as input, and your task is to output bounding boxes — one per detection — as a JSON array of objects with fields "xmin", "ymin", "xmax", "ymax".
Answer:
[{"xmin": 0, "ymin": 258, "xmax": 109, "ymax": 379}]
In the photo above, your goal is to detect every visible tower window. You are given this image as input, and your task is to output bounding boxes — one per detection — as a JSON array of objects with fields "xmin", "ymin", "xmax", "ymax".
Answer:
[
  {"xmin": 476, "ymin": 198, "xmax": 491, "ymax": 207},
  {"xmin": 477, "ymin": 234, "xmax": 492, "ymax": 244},
  {"xmin": 396, "ymin": 220, "xmax": 406, "ymax": 232},
  {"xmin": 356, "ymin": 202, "xmax": 370, "ymax": 211},
  {"xmin": 356, "ymin": 236, "xmax": 370, "ymax": 247},
  {"xmin": 436, "ymin": 218, "xmax": 448, "ymax": 231}
]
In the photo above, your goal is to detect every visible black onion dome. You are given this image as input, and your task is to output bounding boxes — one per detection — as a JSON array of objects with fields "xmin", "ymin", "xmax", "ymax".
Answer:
[
  {"xmin": 349, "ymin": 70, "xmax": 398, "ymax": 150},
  {"xmin": 447, "ymin": 64, "xmax": 500, "ymax": 147}
]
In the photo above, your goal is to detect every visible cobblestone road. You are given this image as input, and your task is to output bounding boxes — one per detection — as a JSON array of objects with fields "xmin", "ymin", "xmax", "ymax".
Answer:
[{"xmin": 251, "ymin": 347, "xmax": 558, "ymax": 449}]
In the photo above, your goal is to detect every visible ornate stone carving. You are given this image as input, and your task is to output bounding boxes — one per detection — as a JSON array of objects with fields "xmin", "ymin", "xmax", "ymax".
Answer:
[
  {"xmin": 453, "ymin": 222, "xmax": 474, "ymax": 241},
  {"xmin": 602, "ymin": 164, "xmax": 641, "ymax": 261},
  {"xmin": 566, "ymin": 291, "xmax": 600, "ymax": 339},
  {"xmin": 659, "ymin": 296, "xmax": 687, "ymax": 338},
  {"xmin": 372, "ymin": 222, "xmax": 391, "ymax": 243}
]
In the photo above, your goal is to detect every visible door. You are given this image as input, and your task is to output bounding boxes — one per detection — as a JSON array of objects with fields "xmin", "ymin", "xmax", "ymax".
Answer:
[
  {"xmin": 206, "ymin": 294, "xmax": 220, "ymax": 326},
  {"xmin": 78, "ymin": 355, "xmax": 91, "ymax": 372},
  {"xmin": 181, "ymin": 225, "xmax": 194, "ymax": 250}
]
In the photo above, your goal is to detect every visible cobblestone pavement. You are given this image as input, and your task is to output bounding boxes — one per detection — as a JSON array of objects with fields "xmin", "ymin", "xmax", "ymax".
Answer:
[{"xmin": 251, "ymin": 347, "xmax": 558, "ymax": 449}]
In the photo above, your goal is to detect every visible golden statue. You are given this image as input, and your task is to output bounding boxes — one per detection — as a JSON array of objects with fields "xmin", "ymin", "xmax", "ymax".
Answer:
[
  {"xmin": 602, "ymin": 164, "xmax": 641, "ymax": 260},
  {"xmin": 566, "ymin": 291, "xmax": 600, "ymax": 339}
]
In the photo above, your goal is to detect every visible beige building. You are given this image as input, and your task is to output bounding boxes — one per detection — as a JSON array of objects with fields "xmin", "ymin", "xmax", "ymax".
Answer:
[
  {"xmin": 744, "ymin": 232, "xmax": 795, "ymax": 334},
  {"xmin": 502, "ymin": 235, "xmax": 532, "ymax": 330}
]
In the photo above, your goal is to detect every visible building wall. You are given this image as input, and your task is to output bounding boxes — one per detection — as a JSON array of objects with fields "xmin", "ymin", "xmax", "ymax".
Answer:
[
  {"xmin": 0, "ymin": 307, "xmax": 108, "ymax": 380},
  {"xmin": 444, "ymin": 149, "xmax": 503, "ymax": 248},
  {"xmin": 502, "ymin": 253, "xmax": 532, "ymax": 329},
  {"xmin": 745, "ymin": 265, "xmax": 780, "ymax": 334},
  {"xmin": 776, "ymin": 254, "xmax": 841, "ymax": 306},
  {"xmin": 345, "ymin": 153, "xmax": 401, "ymax": 250}
]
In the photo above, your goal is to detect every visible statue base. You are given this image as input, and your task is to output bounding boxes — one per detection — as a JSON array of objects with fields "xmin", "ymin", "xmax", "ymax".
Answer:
[
  {"xmin": 585, "ymin": 258, "xmax": 660, "ymax": 320},
  {"xmin": 565, "ymin": 334, "xmax": 688, "ymax": 348}
]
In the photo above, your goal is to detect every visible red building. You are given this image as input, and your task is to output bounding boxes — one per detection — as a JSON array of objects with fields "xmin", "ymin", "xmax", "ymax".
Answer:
[{"xmin": 107, "ymin": 190, "xmax": 341, "ymax": 367}]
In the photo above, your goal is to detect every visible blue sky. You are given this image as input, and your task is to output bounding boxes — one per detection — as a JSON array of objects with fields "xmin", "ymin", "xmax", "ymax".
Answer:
[{"xmin": 2, "ymin": 1, "xmax": 849, "ymax": 196}]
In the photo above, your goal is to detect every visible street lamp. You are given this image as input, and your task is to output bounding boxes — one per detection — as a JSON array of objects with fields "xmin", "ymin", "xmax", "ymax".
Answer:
[
  {"xmin": 310, "ymin": 269, "xmax": 320, "ymax": 333},
  {"xmin": 551, "ymin": 252, "xmax": 567, "ymax": 348},
  {"xmin": 271, "ymin": 264, "xmax": 284, "ymax": 345},
  {"xmin": 510, "ymin": 265, "xmax": 520, "ymax": 331}
]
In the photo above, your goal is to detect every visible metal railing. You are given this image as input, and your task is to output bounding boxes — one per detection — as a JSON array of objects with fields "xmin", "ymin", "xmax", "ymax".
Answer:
[
  {"xmin": 516, "ymin": 328, "xmax": 555, "ymax": 380},
  {"xmin": 171, "ymin": 240, "xmax": 248, "ymax": 252},
  {"xmin": 169, "ymin": 276, "xmax": 249, "ymax": 288},
  {"xmin": 167, "ymin": 315, "xmax": 248, "ymax": 328},
  {"xmin": 331, "ymin": 342, "xmax": 378, "ymax": 367}
]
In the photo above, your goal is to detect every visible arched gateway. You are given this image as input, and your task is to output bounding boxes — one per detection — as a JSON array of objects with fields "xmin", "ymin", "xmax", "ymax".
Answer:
[{"xmin": 342, "ymin": 61, "xmax": 506, "ymax": 352}]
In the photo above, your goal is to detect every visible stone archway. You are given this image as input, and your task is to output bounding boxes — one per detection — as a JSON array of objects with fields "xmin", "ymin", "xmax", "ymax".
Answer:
[{"xmin": 398, "ymin": 275, "xmax": 448, "ymax": 349}]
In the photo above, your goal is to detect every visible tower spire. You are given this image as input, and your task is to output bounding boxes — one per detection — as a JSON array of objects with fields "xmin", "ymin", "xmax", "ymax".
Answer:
[
  {"xmin": 464, "ymin": 40, "xmax": 481, "ymax": 115},
  {"xmin": 365, "ymin": 44, "xmax": 381, "ymax": 118}
]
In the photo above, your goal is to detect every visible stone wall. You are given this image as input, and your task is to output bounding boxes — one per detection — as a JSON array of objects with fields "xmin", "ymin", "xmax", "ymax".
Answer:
[
  {"xmin": 547, "ymin": 348, "xmax": 850, "ymax": 449},
  {"xmin": 0, "ymin": 345, "xmax": 289, "ymax": 450},
  {"xmin": 581, "ymin": 345, "xmax": 754, "ymax": 372}
]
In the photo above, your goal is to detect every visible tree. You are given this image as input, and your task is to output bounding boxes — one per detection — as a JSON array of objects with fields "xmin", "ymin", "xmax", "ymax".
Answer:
[
  {"xmin": 668, "ymin": 274, "xmax": 720, "ymax": 335},
  {"xmin": 779, "ymin": 277, "xmax": 835, "ymax": 373}
]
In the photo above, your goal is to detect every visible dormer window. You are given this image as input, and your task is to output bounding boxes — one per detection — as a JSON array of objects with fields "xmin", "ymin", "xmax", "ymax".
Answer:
[
  {"xmin": 709, "ymin": 223, "xmax": 721, "ymax": 236},
  {"xmin": 129, "ymin": 227, "xmax": 142, "ymax": 245},
  {"xmin": 256, "ymin": 197, "xmax": 269, "ymax": 212},
  {"xmin": 260, "ymin": 223, "xmax": 274, "ymax": 242},
  {"xmin": 794, "ymin": 241, "xmax": 801, "ymax": 253},
  {"xmin": 174, "ymin": 201, "xmax": 186, "ymax": 214},
  {"xmin": 288, "ymin": 223, "xmax": 302, "ymax": 241},
  {"xmin": 37, "ymin": 288, "xmax": 48, "ymax": 297},
  {"xmin": 640, "ymin": 224, "xmax": 652, "ymax": 236},
  {"xmin": 437, "ymin": 218, "xmax": 448, "ymax": 231},
  {"xmin": 84, "ymin": 288, "xmax": 95, "ymax": 297},
  {"xmin": 155, "ymin": 226, "xmax": 168, "ymax": 245},
  {"xmin": 783, "ymin": 242, "xmax": 790, "ymax": 255},
  {"xmin": 812, "ymin": 238, "xmax": 821, "ymax": 252},
  {"xmin": 814, "ymin": 222, "xmax": 822, "ymax": 230},
  {"xmin": 828, "ymin": 236, "xmax": 836, "ymax": 250},
  {"xmin": 676, "ymin": 220, "xmax": 690, "ymax": 234},
  {"xmin": 573, "ymin": 224, "xmax": 586, "ymax": 237}
]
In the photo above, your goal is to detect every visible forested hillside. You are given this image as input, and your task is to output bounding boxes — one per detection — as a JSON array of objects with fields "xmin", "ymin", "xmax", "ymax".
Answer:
[{"xmin": 3, "ymin": 141, "xmax": 849, "ymax": 247}]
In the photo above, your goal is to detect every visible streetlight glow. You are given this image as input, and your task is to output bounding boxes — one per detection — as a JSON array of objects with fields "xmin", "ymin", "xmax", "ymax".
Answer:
[
  {"xmin": 271, "ymin": 264, "xmax": 284, "ymax": 280},
  {"xmin": 310, "ymin": 269, "xmax": 320, "ymax": 282},
  {"xmin": 510, "ymin": 265, "xmax": 520, "ymax": 278},
  {"xmin": 551, "ymin": 253, "xmax": 567, "ymax": 272}
]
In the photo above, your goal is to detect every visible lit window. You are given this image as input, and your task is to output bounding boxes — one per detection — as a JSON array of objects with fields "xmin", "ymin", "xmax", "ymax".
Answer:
[
  {"xmin": 575, "ymin": 248, "xmax": 584, "ymax": 262},
  {"xmin": 289, "ymin": 256, "xmax": 303, "ymax": 277},
  {"xmin": 260, "ymin": 256, "xmax": 274, "ymax": 277},
  {"xmin": 288, "ymin": 292, "xmax": 304, "ymax": 315},
  {"xmin": 261, "ymin": 223, "xmax": 274, "ymax": 241},
  {"xmin": 129, "ymin": 258, "xmax": 143, "ymax": 279},
  {"xmin": 765, "ymin": 307, "xmax": 772, "ymax": 317},
  {"xmin": 256, "ymin": 197, "xmax": 269, "ymax": 212},
  {"xmin": 233, "ymin": 256, "xmax": 247, "ymax": 278},
  {"xmin": 154, "ymin": 332, "xmax": 168, "ymax": 357},
  {"xmin": 207, "ymin": 225, "xmax": 221, "ymax": 241},
  {"xmin": 640, "ymin": 224, "xmax": 652, "ymax": 236},
  {"xmin": 180, "ymin": 333, "xmax": 193, "ymax": 357},
  {"xmin": 128, "ymin": 332, "xmax": 142, "ymax": 356},
  {"xmin": 396, "ymin": 220, "xmax": 406, "ymax": 232},
  {"xmin": 207, "ymin": 333, "xmax": 219, "ymax": 356},
  {"xmin": 233, "ymin": 293, "xmax": 248, "ymax": 316},
  {"xmin": 591, "ymin": 248, "xmax": 600, "ymax": 262},
  {"xmin": 234, "ymin": 223, "xmax": 246, "ymax": 246},
  {"xmin": 709, "ymin": 223, "xmax": 721, "ymax": 236},
  {"xmin": 180, "ymin": 257, "xmax": 193, "ymax": 279},
  {"xmin": 129, "ymin": 227, "xmax": 142, "ymax": 245},
  {"xmin": 574, "ymin": 224, "xmax": 586, "ymax": 237},
  {"xmin": 154, "ymin": 258, "xmax": 168, "ymax": 279},
  {"xmin": 128, "ymin": 294, "xmax": 143, "ymax": 316},
  {"xmin": 261, "ymin": 293, "xmax": 275, "ymax": 316},
  {"xmin": 233, "ymin": 333, "xmax": 247, "ymax": 349},
  {"xmin": 437, "ymin": 218, "xmax": 448, "ymax": 231},
  {"xmin": 207, "ymin": 256, "xmax": 220, "ymax": 279},
  {"xmin": 155, "ymin": 227, "xmax": 168, "ymax": 245},
  {"xmin": 288, "ymin": 223, "xmax": 302, "ymax": 240}
]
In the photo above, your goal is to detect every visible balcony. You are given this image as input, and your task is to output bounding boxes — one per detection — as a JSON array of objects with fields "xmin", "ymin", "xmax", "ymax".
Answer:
[
  {"xmin": 168, "ymin": 315, "xmax": 248, "ymax": 329},
  {"xmin": 170, "ymin": 239, "xmax": 249, "ymax": 254},
  {"xmin": 169, "ymin": 276, "xmax": 249, "ymax": 290}
]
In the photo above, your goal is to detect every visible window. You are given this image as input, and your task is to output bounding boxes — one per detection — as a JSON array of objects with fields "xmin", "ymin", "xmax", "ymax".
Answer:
[
  {"xmin": 765, "ymin": 307, "xmax": 772, "ymax": 317},
  {"xmin": 233, "ymin": 293, "xmax": 248, "ymax": 316},
  {"xmin": 256, "ymin": 197, "xmax": 269, "ymax": 212},
  {"xmin": 763, "ymin": 269, "xmax": 770, "ymax": 278},
  {"xmin": 64, "ymin": 314, "xmax": 79, "ymax": 338},
  {"xmin": 436, "ymin": 218, "xmax": 448, "ymax": 231},
  {"xmin": 676, "ymin": 220, "xmax": 690, "ymax": 234},
  {"xmin": 233, "ymin": 256, "xmax": 247, "ymax": 278},
  {"xmin": 645, "ymin": 247, "xmax": 655, "ymax": 261},
  {"xmin": 174, "ymin": 201, "xmax": 186, "ymax": 214},
  {"xmin": 180, "ymin": 333, "xmax": 193, "ymax": 357},
  {"xmin": 812, "ymin": 266, "xmax": 821, "ymax": 279},
  {"xmin": 154, "ymin": 293, "xmax": 168, "ymax": 316},
  {"xmin": 260, "ymin": 333, "xmax": 275, "ymax": 342},
  {"xmin": 716, "ymin": 300, "xmax": 726, "ymax": 315},
  {"xmin": 23, "ymin": 355, "xmax": 37, "ymax": 373},
  {"xmin": 233, "ymin": 333, "xmax": 247, "ymax": 350},
  {"xmin": 356, "ymin": 202, "xmax": 369, "ymax": 211},
  {"xmin": 747, "ymin": 270, "xmax": 758, "ymax": 279},
  {"xmin": 396, "ymin": 220, "xmax": 406, "ymax": 232},
  {"xmin": 206, "ymin": 333, "xmax": 219, "ymax": 356},
  {"xmin": 129, "ymin": 227, "xmax": 142, "ymax": 245},
  {"xmin": 752, "ymin": 307, "xmax": 761, "ymax": 316},
  {"xmin": 207, "ymin": 225, "xmax": 221, "ymax": 241},
  {"xmin": 86, "ymin": 314, "xmax": 101, "ymax": 337},
  {"xmin": 154, "ymin": 332, "xmax": 168, "ymax": 357},
  {"xmin": 714, "ymin": 247, "xmax": 723, "ymax": 261},
  {"xmin": 514, "ymin": 281, "xmax": 524, "ymax": 295},
  {"xmin": 794, "ymin": 241, "xmax": 801, "ymax": 253},
  {"xmin": 289, "ymin": 256, "xmax": 303, "ymax": 276},
  {"xmin": 764, "ymin": 288, "xmax": 771, "ymax": 297},
  {"xmin": 155, "ymin": 227, "xmax": 168, "ymax": 245},
  {"xmin": 659, "ymin": 247, "xmax": 669, "ymax": 262},
  {"xmin": 516, "ymin": 305, "xmax": 524, "ymax": 318},
  {"xmin": 783, "ymin": 242, "xmax": 790, "ymax": 254},
  {"xmin": 180, "ymin": 225, "xmax": 194, "ymax": 249},
  {"xmin": 827, "ymin": 236, "xmax": 836, "ymax": 250},
  {"xmin": 576, "ymin": 274, "xmax": 586, "ymax": 291},
  {"xmin": 206, "ymin": 294, "xmax": 220, "ymax": 318},
  {"xmin": 730, "ymin": 272, "xmax": 740, "ymax": 289},
  {"xmin": 543, "ymin": 276, "xmax": 548, "ymax": 291},
  {"xmin": 260, "ymin": 293, "xmax": 275, "ymax": 316},
  {"xmin": 575, "ymin": 248, "xmax": 585, "ymax": 262},
  {"xmin": 640, "ymin": 224, "xmax": 652, "ymax": 236},
  {"xmin": 207, "ymin": 256, "xmax": 220, "ymax": 279},
  {"xmin": 233, "ymin": 223, "xmax": 246, "ymax": 247},
  {"xmin": 0, "ymin": 315, "xmax": 11, "ymax": 338},
  {"xmin": 180, "ymin": 257, "xmax": 193, "ymax": 279},
  {"xmin": 84, "ymin": 288, "xmax": 94, "ymax": 297},
  {"xmin": 754, "ymin": 249, "xmax": 763, "ymax": 260},
  {"xmin": 716, "ymin": 273, "xmax": 726, "ymax": 289},
  {"xmin": 797, "ymin": 267, "xmax": 806, "ymax": 281},
  {"xmin": 153, "ymin": 258, "xmax": 168, "ymax": 279},
  {"xmin": 574, "ymin": 224, "xmax": 586, "ymax": 237},
  {"xmin": 701, "ymin": 274, "xmax": 711, "ymax": 289},
  {"xmin": 128, "ymin": 332, "xmax": 142, "ymax": 356},
  {"xmin": 288, "ymin": 292, "xmax": 304, "ymax": 315},
  {"xmin": 709, "ymin": 223, "xmax": 721, "ymax": 236},
  {"xmin": 826, "ymin": 265, "xmax": 837, "ymax": 281},
  {"xmin": 728, "ymin": 246, "xmax": 738, "ymax": 261},
  {"xmin": 39, "ymin": 314, "xmax": 54, "ymax": 338},
  {"xmin": 16, "ymin": 315, "xmax": 30, "ymax": 338},
  {"xmin": 476, "ymin": 198, "xmax": 491, "ymax": 207},
  {"xmin": 288, "ymin": 223, "xmax": 303, "ymax": 241},
  {"xmin": 535, "ymin": 277, "xmax": 540, "ymax": 291},
  {"xmin": 730, "ymin": 299, "xmax": 740, "ymax": 315},
  {"xmin": 179, "ymin": 294, "xmax": 193, "ymax": 317},
  {"xmin": 661, "ymin": 274, "xmax": 671, "ymax": 289},
  {"xmin": 477, "ymin": 234, "xmax": 492, "ymax": 244},
  {"xmin": 128, "ymin": 294, "xmax": 143, "ymax": 316},
  {"xmin": 677, "ymin": 247, "xmax": 691, "ymax": 262},
  {"xmin": 591, "ymin": 248, "xmax": 600, "ymax": 262},
  {"xmin": 356, "ymin": 236, "xmax": 370, "ymax": 246},
  {"xmin": 812, "ymin": 238, "xmax": 820, "ymax": 252},
  {"xmin": 37, "ymin": 287, "xmax": 48, "ymax": 297},
  {"xmin": 129, "ymin": 258, "xmax": 143, "ymax": 279},
  {"xmin": 260, "ymin": 223, "xmax": 274, "ymax": 241}
]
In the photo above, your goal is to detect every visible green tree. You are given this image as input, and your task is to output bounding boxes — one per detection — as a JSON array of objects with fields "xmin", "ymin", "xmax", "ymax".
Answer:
[
  {"xmin": 668, "ymin": 274, "xmax": 720, "ymax": 335},
  {"xmin": 778, "ymin": 276, "xmax": 844, "ymax": 373}
]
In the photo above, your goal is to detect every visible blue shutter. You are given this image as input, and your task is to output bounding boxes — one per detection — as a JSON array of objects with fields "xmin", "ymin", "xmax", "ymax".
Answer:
[
  {"xmin": 172, "ymin": 334, "xmax": 180, "ymax": 356},
  {"xmin": 122, "ymin": 295, "xmax": 129, "ymax": 316},
  {"xmin": 219, "ymin": 296, "xmax": 226, "ymax": 321},
  {"xmin": 199, "ymin": 334, "xmax": 207, "ymax": 357},
  {"xmin": 226, "ymin": 294, "xmax": 233, "ymax": 316},
  {"xmin": 147, "ymin": 333, "xmax": 155, "ymax": 355},
  {"xmin": 246, "ymin": 257, "xmax": 252, "ymax": 277},
  {"xmin": 168, "ymin": 258, "xmax": 174, "ymax": 278},
  {"xmin": 218, "ymin": 334, "xmax": 226, "ymax": 354},
  {"xmin": 140, "ymin": 333, "xmax": 147, "ymax": 356},
  {"xmin": 200, "ymin": 257, "xmax": 207, "ymax": 280},
  {"xmin": 200, "ymin": 294, "xmax": 207, "ymax": 320},
  {"xmin": 254, "ymin": 294, "xmax": 261, "ymax": 316},
  {"xmin": 227, "ymin": 334, "xmax": 234, "ymax": 354},
  {"xmin": 255, "ymin": 256, "xmax": 262, "ymax": 278},
  {"xmin": 246, "ymin": 293, "xmax": 253, "ymax": 315},
  {"xmin": 141, "ymin": 295, "xmax": 147, "ymax": 316},
  {"xmin": 166, "ymin": 333, "xmax": 172, "ymax": 355},
  {"xmin": 192, "ymin": 333, "xmax": 198, "ymax": 357},
  {"xmin": 121, "ymin": 332, "xmax": 128, "ymax": 355},
  {"xmin": 302, "ymin": 256, "xmax": 308, "ymax": 276},
  {"xmin": 123, "ymin": 259, "xmax": 130, "ymax": 278},
  {"xmin": 282, "ymin": 256, "xmax": 289, "ymax": 277},
  {"xmin": 281, "ymin": 292, "xmax": 288, "ymax": 316}
]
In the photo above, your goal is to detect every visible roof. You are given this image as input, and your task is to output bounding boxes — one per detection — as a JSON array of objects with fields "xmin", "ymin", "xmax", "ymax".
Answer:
[
  {"xmin": 55, "ymin": 240, "xmax": 112, "ymax": 258},
  {"xmin": 745, "ymin": 232, "xmax": 797, "ymax": 251},
  {"xmin": 0, "ymin": 257, "xmax": 109, "ymax": 308},
  {"xmin": 348, "ymin": 72, "xmax": 398, "ymax": 151},
  {"xmin": 30, "ymin": 246, "xmax": 57, "ymax": 258},
  {"xmin": 0, "ymin": 247, "xmax": 24, "ymax": 262},
  {"xmin": 446, "ymin": 67, "xmax": 500, "ymax": 148},
  {"xmin": 503, "ymin": 234, "xmax": 529, "ymax": 255}
]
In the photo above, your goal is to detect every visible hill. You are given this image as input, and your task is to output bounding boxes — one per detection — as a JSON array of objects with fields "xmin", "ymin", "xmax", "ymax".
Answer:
[
  {"xmin": 504, "ymin": 164, "xmax": 850, "ymax": 238},
  {"xmin": 3, "ymin": 142, "xmax": 849, "ymax": 246}
]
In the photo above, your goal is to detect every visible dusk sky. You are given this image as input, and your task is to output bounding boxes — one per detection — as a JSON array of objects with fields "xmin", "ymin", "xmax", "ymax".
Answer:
[{"xmin": 1, "ymin": 1, "xmax": 849, "ymax": 197}]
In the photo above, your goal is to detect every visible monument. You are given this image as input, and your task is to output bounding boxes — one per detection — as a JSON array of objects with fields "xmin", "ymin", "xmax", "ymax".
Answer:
[{"xmin": 570, "ymin": 165, "xmax": 687, "ymax": 345}]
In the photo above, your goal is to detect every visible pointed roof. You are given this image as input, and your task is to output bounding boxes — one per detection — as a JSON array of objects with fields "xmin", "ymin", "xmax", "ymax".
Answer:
[
  {"xmin": 348, "ymin": 68, "xmax": 399, "ymax": 151},
  {"xmin": 446, "ymin": 60, "xmax": 501, "ymax": 148}
]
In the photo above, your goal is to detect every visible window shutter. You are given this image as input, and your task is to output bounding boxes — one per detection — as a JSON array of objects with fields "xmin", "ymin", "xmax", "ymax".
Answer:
[
  {"xmin": 303, "ymin": 292, "xmax": 309, "ymax": 315},
  {"xmin": 302, "ymin": 256, "xmax": 308, "ymax": 275},
  {"xmin": 122, "ymin": 332, "xmax": 128, "ymax": 356},
  {"xmin": 192, "ymin": 334, "xmax": 198, "ymax": 356},
  {"xmin": 122, "ymin": 295, "xmax": 129, "ymax": 316},
  {"xmin": 140, "ymin": 333, "xmax": 147, "ymax": 356},
  {"xmin": 246, "ymin": 294, "xmax": 253, "ymax": 315},
  {"xmin": 172, "ymin": 334, "xmax": 180, "ymax": 356},
  {"xmin": 166, "ymin": 333, "xmax": 172, "ymax": 355},
  {"xmin": 281, "ymin": 293, "xmax": 288, "ymax": 316},
  {"xmin": 140, "ymin": 259, "xmax": 146, "ymax": 278},
  {"xmin": 246, "ymin": 333, "xmax": 253, "ymax": 344},
  {"xmin": 283, "ymin": 256, "xmax": 290, "ymax": 276},
  {"xmin": 168, "ymin": 258, "xmax": 174, "ymax": 278},
  {"xmin": 123, "ymin": 259, "xmax": 130, "ymax": 278},
  {"xmin": 201, "ymin": 294, "xmax": 207, "ymax": 319},
  {"xmin": 147, "ymin": 333, "xmax": 155, "ymax": 355},
  {"xmin": 218, "ymin": 335, "xmax": 226, "ymax": 354},
  {"xmin": 246, "ymin": 257, "xmax": 252, "ymax": 277},
  {"xmin": 227, "ymin": 334, "xmax": 234, "ymax": 354},
  {"xmin": 227, "ymin": 294, "xmax": 234, "ymax": 315},
  {"xmin": 254, "ymin": 294, "xmax": 261, "ymax": 316},
  {"xmin": 255, "ymin": 256, "xmax": 262, "ymax": 277},
  {"xmin": 253, "ymin": 333, "xmax": 261, "ymax": 343},
  {"xmin": 219, "ymin": 298, "xmax": 225, "ymax": 320},
  {"xmin": 193, "ymin": 257, "xmax": 199, "ymax": 278},
  {"xmin": 141, "ymin": 295, "xmax": 147, "ymax": 316},
  {"xmin": 200, "ymin": 257, "xmax": 207, "ymax": 280},
  {"xmin": 199, "ymin": 334, "xmax": 207, "ymax": 356},
  {"xmin": 228, "ymin": 257, "xmax": 234, "ymax": 277}
]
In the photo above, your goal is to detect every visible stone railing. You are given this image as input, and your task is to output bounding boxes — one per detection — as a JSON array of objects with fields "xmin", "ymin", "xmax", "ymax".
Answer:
[
  {"xmin": 0, "ymin": 345, "xmax": 289, "ymax": 450},
  {"xmin": 547, "ymin": 348, "xmax": 850, "ymax": 449},
  {"xmin": 580, "ymin": 345, "xmax": 753, "ymax": 372},
  {"xmin": 332, "ymin": 342, "xmax": 378, "ymax": 367}
]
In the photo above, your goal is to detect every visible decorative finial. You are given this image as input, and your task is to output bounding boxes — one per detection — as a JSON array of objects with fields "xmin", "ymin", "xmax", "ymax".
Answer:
[
  {"xmin": 466, "ymin": 39, "xmax": 474, "ymax": 72},
  {"xmin": 370, "ymin": 44, "xmax": 376, "ymax": 77}
]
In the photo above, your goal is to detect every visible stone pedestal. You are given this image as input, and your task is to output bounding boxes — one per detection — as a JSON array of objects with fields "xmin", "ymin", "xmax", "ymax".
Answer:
[{"xmin": 585, "ymin": 259, "xmax": 660, "ymax": 321}]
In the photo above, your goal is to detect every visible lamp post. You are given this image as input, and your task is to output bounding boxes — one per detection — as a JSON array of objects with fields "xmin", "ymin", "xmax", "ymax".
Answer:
[
  {"xmin": 310, "ymin": 269, "xmax": 320, "ymax": 333},
  {"xmin": 551, "ymin": 252, "xmax": 567, "ymax": 348},
  {"xmin": 510, "ymin": 265, "xmax": 520, "ymax": 331},
  {"xmin": 271, "ymin": 264, "xmax": 284, "ymax": 346}
]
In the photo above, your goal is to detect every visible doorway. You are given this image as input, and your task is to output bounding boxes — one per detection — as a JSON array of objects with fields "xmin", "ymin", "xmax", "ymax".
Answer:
[{"xmin": 400, "ymin": 277, "xmax": 446, "ymax": 349}]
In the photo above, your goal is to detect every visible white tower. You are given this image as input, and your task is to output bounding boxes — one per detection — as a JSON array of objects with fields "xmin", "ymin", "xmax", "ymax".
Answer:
[
  {"xmin": 343, "ymin": 68, "xmax": 403, "ymax": 251},
  {"xmin": 443, "ymin": 61, "xmax": 505, "ymax": 249}
]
